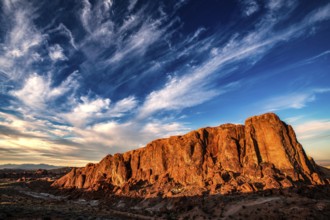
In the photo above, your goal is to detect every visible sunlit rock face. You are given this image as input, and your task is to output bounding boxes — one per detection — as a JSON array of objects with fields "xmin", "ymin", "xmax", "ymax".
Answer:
[{"xmin": 52, "ymin": 113, "xmax": 327, "ymax": 197}]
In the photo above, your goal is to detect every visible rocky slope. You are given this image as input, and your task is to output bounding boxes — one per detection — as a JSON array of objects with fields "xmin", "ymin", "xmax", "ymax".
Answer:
[{"xmin": 52, "ymin": 113, "xmax": 328, "ymax": 197}]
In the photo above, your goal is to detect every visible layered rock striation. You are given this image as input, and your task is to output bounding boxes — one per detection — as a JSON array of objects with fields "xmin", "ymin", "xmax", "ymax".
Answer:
[{"xmin": 52, "ymin": 113, "xmax": 328, "ymax": 197}]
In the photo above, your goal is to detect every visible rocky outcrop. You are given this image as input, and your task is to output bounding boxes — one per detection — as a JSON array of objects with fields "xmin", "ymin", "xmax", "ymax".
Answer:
[{"xmin": 52, "ymin": 113, "xmax": 327, "ymax": 197}]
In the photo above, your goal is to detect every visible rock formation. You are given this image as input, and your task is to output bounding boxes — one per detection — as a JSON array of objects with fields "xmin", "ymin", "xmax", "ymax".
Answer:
[{"xmin": 52, "ymin": 113, "xmax": 328, "ymax": 197}]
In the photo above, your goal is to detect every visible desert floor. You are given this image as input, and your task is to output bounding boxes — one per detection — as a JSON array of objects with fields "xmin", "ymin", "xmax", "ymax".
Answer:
[{"xmin": 1, "ymin": 178, "xmax": 330, "ymax": 220}]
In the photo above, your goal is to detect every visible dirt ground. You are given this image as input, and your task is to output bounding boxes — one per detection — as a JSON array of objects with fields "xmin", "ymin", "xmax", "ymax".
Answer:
[
  {"xmin": 1, "ymin": 178, "xmax": 330, "ymax": 220},
  {"xmin": 0, "ymin": 180, "xmax": 153, "ymax": 220}
]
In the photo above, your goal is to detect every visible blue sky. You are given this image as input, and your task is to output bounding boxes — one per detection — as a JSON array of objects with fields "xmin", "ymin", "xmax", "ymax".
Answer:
[{"xmin": 0, "ymin": 0, "xmax": 329, "ymax": 166}]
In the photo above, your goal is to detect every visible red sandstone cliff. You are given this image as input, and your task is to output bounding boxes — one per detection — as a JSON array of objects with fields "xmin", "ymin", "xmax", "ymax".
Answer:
[{"xmin": 52, "ymin": 113, "xmax": 328, "ymax": 197}]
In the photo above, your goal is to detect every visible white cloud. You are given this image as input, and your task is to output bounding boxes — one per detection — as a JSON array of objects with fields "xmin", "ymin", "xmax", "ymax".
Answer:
[
  {"xmin": 11, "ymin": 73, "xmax": 54, "ymax": 109},
  {"xmin": 128, "ymin": 0, "xmax": 138, "ymax": 11},
  {"xmin": 264, "ymin": 93, "xmax": 315, "ymax": 111},
  {"xmin": 299, "ymin": 50, "xmax": 330, "ymax": 65},
  {"xmin": 0, "ymin": 110, "xmax": 103, "ymax": 165},
  {"xmin": 138, "ymin": 0, "xmax": 330, "ymax": 117},
  {"xmin": 8, "ymin": 49, "xmax": 24, "ymax": 58},
  {"xmin": 62, "ymin": 95, "xmax": 138, "ymax": 127},
  {"xmin": 293, "ymin": 118, "xmax": 330, "ymax": 160},
  {"xmin": 267, "ymin": 0, "xmax": 286, "ymax": 10},
  {"xmin": 294, "ymin": 120, "xmax": 330, "ymax": 140},
  {"xmin": 10, "ymin": 72, "xmax": 79, "ymax": 110},
  {"xmin": 9, "ymin": 10, "xmax": 42, "ymax": 54},
  {"xmin": 31, "ymin": 52, "xmax": 43, "ymax": 62},
  {"xmin": 77, "ymin": 0, "xmax": 183, "ymax": 67},
  {"xmin": 48, "ymin": 44, "xmax": 67, "ymax": 61},
  {"xmin": 284, "ymin": 115, "xmax": 304, "ymax": 123},
  {"xmin": 0, "ymin": 105, "xmax": 191, "ymax": 165},
  {"xmin": 241, "ymin": 0, "xmax": 259, "ymax": 16},
  {"xmin": 186, "ymin": 27, "xmax": 206, "ymax": 44},
  {"xmin": 107, "ymin": 20, "xmax": 166, "ymax": 64},
  {"xmin": 63, "ymin": 96, "xmax": 111, "ymax": 127},
  {"xmin": 282, "ymin": 115, "xmax": 330, "ymax": 161},
  {"xmin": 306, "ymin": 3, "xmax": 330, "ymax": 24},
  {"xmin": 103, "ymin": 0, "xmax": 113, "ymax": 11},
  {"xmin": 0, "ymin": 111, "xmax": 74, "ymax": 148},
  {"xmin": 142, "ymin": 121, "xmax": 190, "ymax": 138},
  {"xmin": 138, "ymin": 73, "xmax": 219, "ymax": 118},
  {"xmin": 0, "ymin": 56, "xmax": 13, "ymax": 70},
  {"xmin": 263, "ymin": 89, "xmax": 330, "ymax": 111},
  {"xmin": 79, "ymin": 0, "xmax": 114, "ymax": 39},
  {"xmin": 107, "ymin": 96, "xmax": 138, "ymax": 117},
  {"xmin": 73, "ymin": 121, "xmax": 135, "ymax": 149},
  {"xmin": 81, "ymin": 0, "xmax": 92, "ymax": 32},
  {"xmin": 137, "ymin": 4, "xmax": 299, "ymax": 118},
  {"xmin": 78, "ymin": 96, "xmax": 110, "ymax": 113},
  {"xmin": 141, "ymin": 0, "xmax": 328, "ymax": 119},
  {"xmin": 0, "ymin": 3, "xmax": 44, "ymax": 80},
  {"xmin": 47, "ymin": 23, "xmax": 77, "ymax": 50},
  {"xmin": 70, "ymin": 118, "xmax": 190, "ymax": 154}
]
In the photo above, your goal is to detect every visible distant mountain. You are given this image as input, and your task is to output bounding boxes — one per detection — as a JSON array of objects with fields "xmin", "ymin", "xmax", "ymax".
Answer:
[
  {"xmin": 316, "ymin": 160, "xmax": 330, "ymax": 166},
  {"xmin": 317, "ymin": 160, "xmax": 330, "ymax": 169},
  {"xmin": 0, "ymin": 163, "xmax": 63, "ymax": 170}
]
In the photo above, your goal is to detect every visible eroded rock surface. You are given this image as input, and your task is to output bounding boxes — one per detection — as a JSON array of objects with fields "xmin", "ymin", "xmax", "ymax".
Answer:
[{"xmin": 52, "ymin": 113, "xmax": 327, "ymax": 197}]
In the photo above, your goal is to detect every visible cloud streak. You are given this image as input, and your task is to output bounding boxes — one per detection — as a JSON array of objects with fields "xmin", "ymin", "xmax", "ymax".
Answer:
[
  {"xmin": 294, "ymin": 120, "xmax": 330, "ymax": 140},
  {"xmin": 11, "ymin": 72, "xmax": 79, "ymax": 110},
  {"xmin": 263, "ymin": 89, "xmax": 330, "ymax": 111}
]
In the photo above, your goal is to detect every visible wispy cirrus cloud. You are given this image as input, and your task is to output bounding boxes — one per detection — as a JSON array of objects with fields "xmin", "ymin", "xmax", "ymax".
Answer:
[
  {"xmin": 107, "ymin": 96, "xmax": 138, "ymax": 118},
  {"xmin": 77, "ymin": 0, "xmax": 182, "ymax": 70},
  {"xmin": 292, "ymin": 118, "xmax": 330, "ymax": 160},
  {"xmin": 0, "ymin": 1, "xmax": 43, "ymax": 80},
  {"xmin": 61, "ymin": 95, "xmax": 138, "ymax": 128},
  {"xmin": 62, "ymin": 95, "xmax": 111, "ymax": 127},
  {"xmin": 48, "ymin": 44, "xmax": 68, "ymax": 62},
  {"xmin": 138, "ymin": 73, "xmax": 219, "ymax": 119},
  {"xmin": 137, "ymin": 2, "xmax": 330, "ymax": 118},
  {"xmin": 294, "ymin": 120, "xmax": 330, "ymax": 140},
  {"xmin": 240, "ymin": 0, "xmax": 260, "ymax": 16},
  {"xmin": 10, "ymin": 72, "xmax": 80, "ymax": 110},
  {"xmin": 262, "ymin": 88, "xmax": 330, "ymax": 111},
  {"xmin": 264, "ymin": 93, "xmax": 316, "ymax": 111},
  {"xmin": 47, "ymin": 23, "xmax": 78, "ymax": 50}
]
